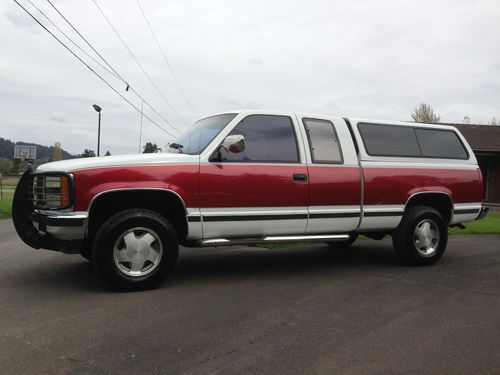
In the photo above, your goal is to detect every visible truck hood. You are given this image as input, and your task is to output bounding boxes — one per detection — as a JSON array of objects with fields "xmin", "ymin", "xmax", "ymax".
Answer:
[{"xmin": 36, "ymin": 153, "xmax": 199, "ymax": 173}]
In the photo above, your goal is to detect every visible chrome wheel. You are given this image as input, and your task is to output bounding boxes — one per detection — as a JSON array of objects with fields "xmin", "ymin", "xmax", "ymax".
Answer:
[
  {"xmin": 113, "ymin": 227, "xmax": 163, "ymax": 277},
  {"xmin": 414, "ymin": 219, "xmax": 440, "ymax": 257}
]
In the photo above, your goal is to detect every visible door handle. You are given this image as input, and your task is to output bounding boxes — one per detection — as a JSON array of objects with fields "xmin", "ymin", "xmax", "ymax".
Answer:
[{"xmin": 293, "ymin": 173, "xmax": 308, "ymax": 182}]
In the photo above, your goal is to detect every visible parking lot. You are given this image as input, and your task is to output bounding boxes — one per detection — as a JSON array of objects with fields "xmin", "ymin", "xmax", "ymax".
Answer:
[{"xmin": 1, "ymin": 219, "xmax": 499, "ymax": 374}]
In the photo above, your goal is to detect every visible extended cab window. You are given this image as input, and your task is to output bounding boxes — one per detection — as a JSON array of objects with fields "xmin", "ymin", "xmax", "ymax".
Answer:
[
  {"xmin": 358, "ymin": 123, "xmax": 420, "ymax": 157},
  {"xmin": 221, "ymin": 115, "xmax": 299, "ymax": 162},
  {"xmin": 303, "ymin": 118, "xmax": 343, "ymax": 163},
  {"xmin": 414, "ymin": 128, "xmax": 468, "ymax": 159}
]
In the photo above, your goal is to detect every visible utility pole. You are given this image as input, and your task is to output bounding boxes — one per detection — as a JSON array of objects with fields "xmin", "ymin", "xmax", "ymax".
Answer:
[{"xmin": 139, "ymin": 99, "xmax": 144, "ymax": 153}]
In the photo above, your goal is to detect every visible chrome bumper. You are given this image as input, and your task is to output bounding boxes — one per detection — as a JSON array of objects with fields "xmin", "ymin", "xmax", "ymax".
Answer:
[
  {"xmin": 32, "ymin": 210, "xmax": 88, "ymax": 241},
  {"xmin": 32, "ymin": 210, "xmax": 87, "ymax": 227}
]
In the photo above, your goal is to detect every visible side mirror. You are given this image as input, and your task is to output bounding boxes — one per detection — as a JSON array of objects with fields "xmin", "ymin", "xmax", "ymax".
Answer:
[
  {"xmin": 222, "ymin": 134, "xmax": 245, "ymax": 153},
  {"xmin": 209, "ymin": 135, "xmax": 246, "ymax": 162}
]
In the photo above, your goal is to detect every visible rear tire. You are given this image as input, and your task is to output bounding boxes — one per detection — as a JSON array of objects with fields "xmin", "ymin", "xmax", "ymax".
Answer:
[
  {"xmin": 392, "ymin": 205, "xmax": 448, "ymax": 266},
  {"xmin": 92, "ymin": 209, "xmax": 178, "ymax": 291}
]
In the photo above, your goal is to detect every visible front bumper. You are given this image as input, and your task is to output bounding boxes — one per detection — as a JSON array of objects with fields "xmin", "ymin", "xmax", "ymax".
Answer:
[
  {"xmin": 32, "ymin": 210, "xmax": 87, "ymax": 228},
  {"xmin": 12, "ymin": 171, "xmax": 86, "ymax": 254}
]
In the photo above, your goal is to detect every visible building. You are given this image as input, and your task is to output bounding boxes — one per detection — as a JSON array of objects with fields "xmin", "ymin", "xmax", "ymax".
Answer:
[{"xmin": 453, "ymin": 124, "xmax": 500, "ymax": 207}]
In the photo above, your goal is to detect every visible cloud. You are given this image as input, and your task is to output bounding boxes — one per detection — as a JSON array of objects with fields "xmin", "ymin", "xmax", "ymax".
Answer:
[
  {"xmin": 4, "ymin": 4, "xmax": 41, "ymax": 33},
  {"xmin": 48, "ymin": 112, "xmax": 68, "ymax": 123},
  {"xmin": 247, "ymin": 57, "xmax": 264, "ymax": 66}
]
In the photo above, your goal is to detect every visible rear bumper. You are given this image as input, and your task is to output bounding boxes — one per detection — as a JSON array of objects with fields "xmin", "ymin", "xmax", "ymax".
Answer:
[
  {"xmin": 476, "ymin": 206, "xmax": 489, "ymax": 221},
  {"xmin": 12, "ymin": 171, "xmax": 86, "ymax": 254}
]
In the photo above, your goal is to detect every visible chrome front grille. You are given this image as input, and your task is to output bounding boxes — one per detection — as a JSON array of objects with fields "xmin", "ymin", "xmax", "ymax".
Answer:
[{"xmin": 28, "ymin": 174, "xmax": 72, "ymax": 210}]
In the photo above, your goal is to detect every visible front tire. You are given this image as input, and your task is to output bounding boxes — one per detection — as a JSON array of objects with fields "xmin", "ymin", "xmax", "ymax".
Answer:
[
  {"xmin": 92, "ymin": 209, "xmax": 178, "ymax": 291},
  {"xmin": 392, "ymin": 205, "xmax": 448, "ymax": 266}
]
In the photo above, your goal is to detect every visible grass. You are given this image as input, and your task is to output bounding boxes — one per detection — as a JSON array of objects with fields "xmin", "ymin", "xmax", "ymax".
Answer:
[
  {"xmin": 0, "ymin": 193, "xmax": 13, "ymax": 220},
  {"xmin": 449, "ymin": 211, "xmax": 500, "ymax": 235}
]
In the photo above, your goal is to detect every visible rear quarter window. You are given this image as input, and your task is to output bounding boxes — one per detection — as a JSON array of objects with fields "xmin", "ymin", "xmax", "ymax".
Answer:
[{"xmin": 414, "ymin": 128, "xmax": 469, "ymax": 159}]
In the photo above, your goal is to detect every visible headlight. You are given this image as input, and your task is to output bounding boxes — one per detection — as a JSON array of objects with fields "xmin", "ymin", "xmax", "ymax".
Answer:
[{"xmin": 29, "ymin": 173, "xmax": 73, "ymax": 210}]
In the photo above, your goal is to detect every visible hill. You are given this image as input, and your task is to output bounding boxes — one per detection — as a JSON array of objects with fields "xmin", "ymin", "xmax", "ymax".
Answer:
[{"xmin": 0, "ymin": 137, "xmax": 75, "ymax": 161}]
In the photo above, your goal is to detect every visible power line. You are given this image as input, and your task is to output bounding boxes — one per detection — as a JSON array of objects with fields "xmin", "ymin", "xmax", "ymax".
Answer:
[
  {"xmin": 43, "ymin": 0, "xmax": 182, "ymax": 134},
  {"xmin": 27, "ymin": 0, "xmax": 120, "ymax": 80},
  {"xmin": 13, "ymin": 0, "xmax": 177, "ymax": 138},
  {"xmin": 45, "ymin": 0, "xmax": 125, "ymax": 83},
  {"xmin": 91, "ymin": 0, "xmax": 188, "ymax": 127},
  {"xmin": 136, "ymin": 0, "xmax": 194, "ymax": 111}
]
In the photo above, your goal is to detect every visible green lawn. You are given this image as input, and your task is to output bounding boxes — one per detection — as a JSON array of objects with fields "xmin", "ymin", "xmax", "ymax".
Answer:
[
  {"xmin": 449, "ymin": 211, "xmax": 500, "ymax": 235},
  {"xmin": 0, "ymin": 193, "xmax": 13, "ymax": 220}
]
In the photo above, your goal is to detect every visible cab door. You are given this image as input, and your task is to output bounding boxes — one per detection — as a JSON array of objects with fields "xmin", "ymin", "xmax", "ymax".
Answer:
[
  {"xmin": 297, "ymin": 116, "xmax": 362, "ymax": 233},
  {"xmin": 199, "ymin": 114, "xmax": 308, "ymax": 239}
]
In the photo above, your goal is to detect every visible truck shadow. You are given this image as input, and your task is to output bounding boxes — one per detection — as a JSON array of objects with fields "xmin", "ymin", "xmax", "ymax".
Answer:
[
  {"xmin": 172, "ymin": 241, "xmax": 402, "ymax": 286},
  {"xmin": 5, "ymin": 241, "xmax": 403, "ymax": 292}
]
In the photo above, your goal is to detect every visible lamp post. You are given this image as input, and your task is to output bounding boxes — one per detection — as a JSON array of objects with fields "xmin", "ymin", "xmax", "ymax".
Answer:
[{"xmin": 92, "ymin": 104, "xmax": 102, "ymax": 156}]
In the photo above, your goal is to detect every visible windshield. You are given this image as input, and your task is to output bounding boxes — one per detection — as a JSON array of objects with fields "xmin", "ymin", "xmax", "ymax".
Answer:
[{"xmin": 168, "ymin": 113, "xmax": 237, "ymax": 155}]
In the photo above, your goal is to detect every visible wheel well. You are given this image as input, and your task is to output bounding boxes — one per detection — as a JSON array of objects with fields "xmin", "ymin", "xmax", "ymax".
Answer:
[
  {"xmin": 85, "ymin": 190, "xmax": 188, "ymax": 247},
  {"xmin": 405, "ymin": 193, "xmax": 453, "ymax": 223}
]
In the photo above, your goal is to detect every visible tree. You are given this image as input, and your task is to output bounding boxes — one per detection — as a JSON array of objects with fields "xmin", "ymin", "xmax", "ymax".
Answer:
[
  {"xmin": 143, "ymin": 142, "xmax": 161, "ymax": 153},
  {"xmin": 104, "ymin": 150, "xmax": 111, "ymax": 156},
  {"xmin": 53, "ymin": 142, "xmax": 62, "ymax": 161},
  {"xmin": 489, "ymin": 117, "xmax": 497, "ymax": 125},
  {"xmin": 81, "ymin": 149, "xmax": 96, "ymax": 158},
  {"xmin": 0, "ymin": 158, "xmax": 13, "ymax": 174},
  {"xmin": 411, "ymin": 103, "xmax": 441, "ymax": 123}
]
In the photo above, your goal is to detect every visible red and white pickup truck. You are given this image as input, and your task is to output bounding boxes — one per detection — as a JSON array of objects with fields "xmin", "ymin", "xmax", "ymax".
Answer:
[{"xmin": 13, "ymin": 110, "xmax": 488, "ymax": 290}]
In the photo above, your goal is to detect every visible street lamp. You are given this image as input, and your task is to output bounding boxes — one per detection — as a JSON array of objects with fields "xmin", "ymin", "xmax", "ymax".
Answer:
[{"xmin": 92, "ymin": 104, "xmax": 102, "ymax": 156}]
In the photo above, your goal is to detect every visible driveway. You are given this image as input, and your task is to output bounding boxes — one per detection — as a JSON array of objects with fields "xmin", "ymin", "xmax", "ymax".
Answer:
[{"xmin": 0, "ymin": 219, "xmax": 499, "ymax": 374}]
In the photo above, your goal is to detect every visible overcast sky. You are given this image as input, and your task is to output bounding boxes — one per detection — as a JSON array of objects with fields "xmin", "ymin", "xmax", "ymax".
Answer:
[{"xmin": 1, "ymin": 0, "xmax": 499, "ymax": 155}]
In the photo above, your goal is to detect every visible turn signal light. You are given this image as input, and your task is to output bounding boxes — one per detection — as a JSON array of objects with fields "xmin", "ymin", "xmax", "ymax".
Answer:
[{"xmin": 60, "ymin": 175, "xmax": 69, "ymax": 208}]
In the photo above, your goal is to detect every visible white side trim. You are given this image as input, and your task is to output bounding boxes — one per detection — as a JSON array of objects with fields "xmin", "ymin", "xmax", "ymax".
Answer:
[
  {"xmin": 363, "ymin": 205, "xmax": 405, "ymax": 213},
  {"xmin": 306, "ymin": 205, "xmax": 361, "ymax": 233},
  {"xmin": 451, "ymin": 202, "xmax": 482, "ymax": 224},
  {"xmin": 359, "ymin": 205, "xmax": 404, "ymax": 231},
  {"xmin": 196, "ymin": 204, "xmax": 410, "ymax": 238},
  {"xmin": 199, "ymin": 206, "xmax": 308, "ymax": 238},
  {"xmin": 308, "ymin": 205, "xmax": 361, "ymax": 214},
  {"xmin": 186, "ymin": 207, "xmax": 202, "ymax": 240}
]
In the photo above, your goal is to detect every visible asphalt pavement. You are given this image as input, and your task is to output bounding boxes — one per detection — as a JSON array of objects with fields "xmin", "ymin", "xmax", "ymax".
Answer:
[{"xmin": 0, "ymin": 219, "xmax": 499, "ymax": 374}]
